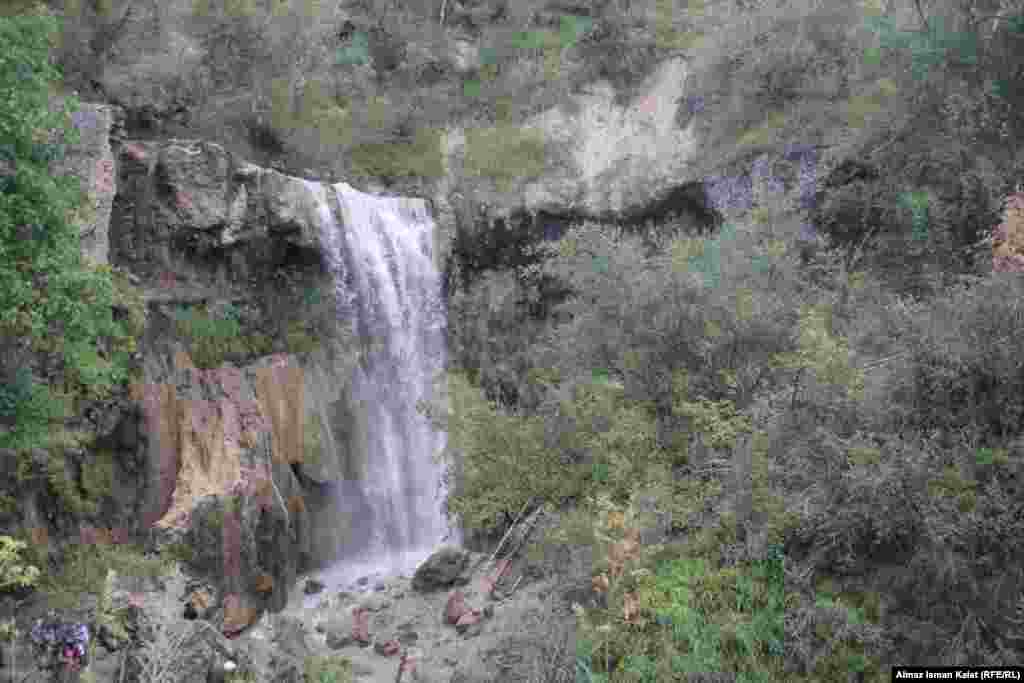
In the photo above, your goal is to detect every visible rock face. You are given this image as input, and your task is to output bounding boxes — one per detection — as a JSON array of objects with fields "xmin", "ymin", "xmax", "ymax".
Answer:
[
  {"xmin": 48, "ymin": 99, "xmax": 124, "ymax": 265},
  {"xmin": 993, "ymin": 189, "xmax": 1024, "ymax": 272},
  {"xmin": 110, "ymin": 138, "xmax": 333, "ymax": 288},
  {"xmin": 445, "ymin": 57, "xmax": 701, "ymax": 220}
]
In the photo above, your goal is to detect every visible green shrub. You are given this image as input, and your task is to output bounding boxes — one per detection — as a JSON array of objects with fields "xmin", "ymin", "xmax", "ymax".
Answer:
[
  {"xmin": 0, "ymin": 9, "xmax": 138, "ymax": 450},
  {"xmin": 303, "ymin": 654, "xmax": 353, "ymax": 683},
  {"xmin": 0, "ymin": 535, "xmax": 41, "ymax": 593},
  {"xmin": 349, "ymin": 127, "xmax": 444, "ymax": 180},
  {"xmin": 284, "ymin": 320, "xmax": 320, "ymax": 355},
  {"xmin": 40, "ymin": 541, "xmax": 172, "ymax": 611},
  {"xmin": 463, "ymin": 123, "xmax": 547, "ymax": 189}
]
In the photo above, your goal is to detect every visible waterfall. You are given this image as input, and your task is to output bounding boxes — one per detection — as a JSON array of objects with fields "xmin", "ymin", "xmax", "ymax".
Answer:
[{"xmin": 307, "ymin": 180, "xmax": 458, "ymax": 592}]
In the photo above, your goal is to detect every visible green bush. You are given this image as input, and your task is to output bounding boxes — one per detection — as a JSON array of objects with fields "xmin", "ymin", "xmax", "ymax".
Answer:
[
  {"xmin": 39, "ymin": 541, "xmax": 172, "ymax": 611},
  {"xmin": 890, "ymin": 275, "xmax": 1024, "ymax": 446},
  {"xmin": 463, "ymin": 123, "xmax": 547, "ymax": 188},
  {"xmin": 0, "ymin": 535, "xmax": 41, "ymax": 593},
  {"xmin": 0, "ymin": 8, "xmax": 138, "ymax": 450},
  {"xmin": 349, "ymin": 127, "xmax": 444, "ymax": 180},
  {"xmin": 303, "ymin": 654, "xmax": 353, "ymax": 683}
]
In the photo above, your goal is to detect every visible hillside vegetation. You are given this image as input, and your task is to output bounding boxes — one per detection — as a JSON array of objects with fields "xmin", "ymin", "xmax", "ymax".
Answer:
[{"xmin": 1, "ymin": 0, "xmax": 1024, "ymax": 681}]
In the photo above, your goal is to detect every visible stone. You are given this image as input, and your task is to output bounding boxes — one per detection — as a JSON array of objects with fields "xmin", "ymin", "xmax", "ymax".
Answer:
[
  {"xmin": 374, "ymin": 639, "xmax": 401, "ymax": 656},
  {"xmin": 351, "ymin": 607, "xmax": 370, "ymax": 644},
  {"xmin": 272, "ymin": 616, "xmax": 309, "ymax": 662},
  {"xmin": 455, "ymin": 609, "xmax": 484, "ymax": 637},
  {"xmin": 303, "ymin": 579, "xmax": 325, "ymax": 595},
  {"xmin": 322, "ymin": 615, "xmax": 356, "ymax": 650},
  {"xmin": 412, "ymin": 546, "xmax": 472, "ymax": 593},
  {"xmin": 222, "ymin": 594, "xmax": 261, "ymax": 638},
  {"xmin": 359, "ymin": 595, "xmax": 389, "ymax": 613},
  {"xmin": 186, "ymin": 589, "xmax": 213, "ymax": 619},
  {"xmin": 445, "ymin": 590, "xmax": 469, "ymax": 625}
]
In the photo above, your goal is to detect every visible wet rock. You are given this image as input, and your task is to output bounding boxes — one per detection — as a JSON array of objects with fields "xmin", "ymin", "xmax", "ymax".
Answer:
[
  {"xmin": 303, "ymin": 579, "xmax": 325, "ymax": 595},
  {"xmin": 356, "ymin": 576, "xmax": 369, "ymax": 586},
  {"xmin": 374, "ymin": 582, "xmax": 387, "ymax": 592},
  {"xmin": 412, "ymin": 546, "xmax": 471, "ymax": 593}
]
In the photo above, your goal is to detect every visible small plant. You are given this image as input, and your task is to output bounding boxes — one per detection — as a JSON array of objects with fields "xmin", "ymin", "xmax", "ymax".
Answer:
[
  {"xmin": 0, "ymin": 617, "xmax": 18, "ymax": 642},
  {"xmin": 463, "ymin": 123, "xmax": 547, "ymax": 190},
  {"xmin": 0, "ymin": 535, "xmax": 41, "ymax": 593},
  {"xmin": 303, "ymin": 654, "xmax": 353, "ymax": 683}
]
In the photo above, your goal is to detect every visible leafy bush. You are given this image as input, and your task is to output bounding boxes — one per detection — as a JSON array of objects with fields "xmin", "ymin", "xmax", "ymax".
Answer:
[
  {"xmin": 0, "ymin": 535, "xmax": 41, "ymax": 593},
  {"xmin": 303, "ymin": 654, "xmax": 353, "ymax": 683},
  {"xmin": 172, "ymin": 303, "xmax": 272, "ymax": 369},
  {"xmin": 0, "ymin": 7, "xmax": 139, "ymax": 450},
  {"xmin": 420, "ymin": 370, "xmax": 585, "ymax": 533},
  {"xmin": 888, "ymin": 274, "xmax": 1024, "ymax": 446},
  {"xmin": 39, "ymin": 540, "xmax": 172, "ymax": 612}
]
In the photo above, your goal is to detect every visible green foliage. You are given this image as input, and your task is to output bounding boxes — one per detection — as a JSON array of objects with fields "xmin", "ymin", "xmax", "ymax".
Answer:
[
  {"xmin": 0, "ymin": 535, "xmax": 41, "ymax": 593},
  {"xmin": 91, "ymin": 568, "xmax": 130, "ymax": 652},
  {"xmin": 161, "ymin": 539, "xmax": 196, "ymax": 566},
  {"xmin": 863, "ymin": 13, "xmax": 978, "ymax": 81},
  {"xmin": 284, "ymin": 319, "xmax": 321, "ymax": 355},
  {"xmin": 0, "ymin": 11, "xmax": 139, "ymax": 450},
  {"xmin": 303, "ymin": 411, "xmax": 323, "ymax": 466},
  {"xmin": 80, "ymin": 450, "xmax": 115, "ymax": 501},
  {"xmin": 422, "ymin": 371, "xmax": 586, "ymax": 532},
  {"xmin": 335, "ymin": 31, "xmax": 369, "ymax": 66},
  {"xmin": 893, "ymin": 276, "xmax": 1024, "ymax": 444},
  {"xmin": 568, "ymin": 379, "xmax": 659, "ymax": 503},
  {"xmin": 673, "ymin": 390, "xmax": 752, "ymax": 453},
  {"xmin": 349, "ymin": 127, "xmax": 444, "ymax": 179},
  {"xmin": 577, "ymin": 541, "xmax": 787, "ymax": 680},
  {"xmin": 44, "ymin": 448, "xmax": 98, "ymax": 517},
  {"xmin": 173, "ymin": 303, "xmax": 272, "ymax": 368},
  {"xmin": 772, "ymin": 303, "xmax": 865, "ymax": 402},
  {"xmin": 39, "ymin": 540, "xmax": 172, "ymax": 611},
  {"xmin": 463, "ymin": 123, "xmax": 547, "ymax": 189},
  {"xmin": 303, "ymin": 654, "xmax": 353, "ymax": 683}
]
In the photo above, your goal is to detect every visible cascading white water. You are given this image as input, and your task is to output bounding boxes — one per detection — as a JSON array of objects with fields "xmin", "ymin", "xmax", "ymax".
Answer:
[{"xmin": 305, "ymin": 180, "xmax": 458, "ymax": 596}]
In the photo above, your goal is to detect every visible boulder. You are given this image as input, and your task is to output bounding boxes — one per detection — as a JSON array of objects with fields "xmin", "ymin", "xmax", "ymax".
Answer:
[{"xmin": 411, "ymin": 546, "xmax": 472, "ymax": 593}]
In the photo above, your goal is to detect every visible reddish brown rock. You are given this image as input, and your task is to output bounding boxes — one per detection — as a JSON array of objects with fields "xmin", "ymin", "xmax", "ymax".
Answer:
[
  {"xmin": 222, "ymin": 593, "xmax": 260, "ymax": 637},
  {"xmin": 445, "ymin": 590, "xmax": 469, "ymax": 625},
  {"xmin": 351, "ymin": 606, "xmax": 370, "ymax": 644}
]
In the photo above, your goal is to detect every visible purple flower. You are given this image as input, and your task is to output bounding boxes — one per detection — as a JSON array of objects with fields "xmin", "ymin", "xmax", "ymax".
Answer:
[
  {"xmin": 71, "ymin": 110, "xmax": 99, "ymax": 130},
  {"xmin": 705, "ymin": 174, "xmax": 753, "ymax": 211},
  {"xmin": 798, "ymin": 223, "xmax": 818, "ymax": 242}
]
